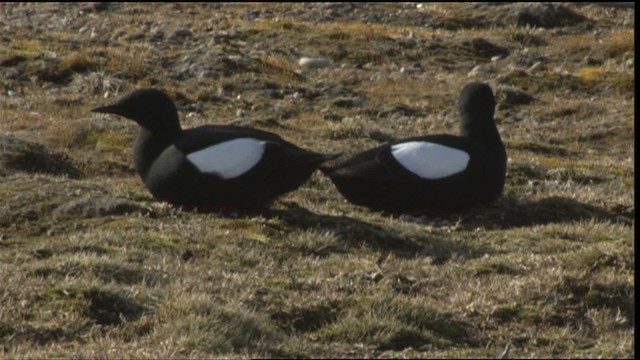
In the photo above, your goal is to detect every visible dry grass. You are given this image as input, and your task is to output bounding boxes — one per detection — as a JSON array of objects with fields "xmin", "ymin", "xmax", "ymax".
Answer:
[
  {"xmin": 602, "ymin": 29, "xmax": 635, "ymax": 57},
  {"xmin": 0, "ymin": 3, "xmax": 634, "ymax": 359}
]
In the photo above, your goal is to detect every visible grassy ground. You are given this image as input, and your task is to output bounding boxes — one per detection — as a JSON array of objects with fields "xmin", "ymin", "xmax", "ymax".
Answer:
[{"xmin": 0, "ymin": 3, "xmax": 634, "ymax": 358}]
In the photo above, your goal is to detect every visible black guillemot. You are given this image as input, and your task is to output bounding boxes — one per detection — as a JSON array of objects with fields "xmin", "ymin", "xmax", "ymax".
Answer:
[
  {"xmin": 322, "ymin": 82, "xmax": 507, "ymax": 216},
  {"xmin": 92, "ymin": 88, "xmax": 339, "ymax": 212}
]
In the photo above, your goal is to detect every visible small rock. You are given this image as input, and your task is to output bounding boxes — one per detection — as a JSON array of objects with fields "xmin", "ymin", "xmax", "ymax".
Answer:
[
  {"xmin": 288, "ymin": 92, "xmax": 302, "ymax": 101},
  {"xmin": 332, "ymin": 97, "xmax": 358, "ymax": 108},
  {"xmin": 467, "ymin": 65, "xmax": 492, "ymax": 77},
  {"xmin": 515, "ymin": 3, "xmax": 589, "ymax": 28},
  {"xmin": 171, "ymin": 29, "xmax": 193, "ymax": 39},
  {"xmin": 496, "ymin": 85, "xmax": 536, "ymax": 106},
  {"xmin": 190, "ymin": 102, "xmax": 204, "ymax": 112},
  {"xmin": 528, "ymin": 61, "xmax": 544, "ymax": 73},
  {"xmin": 79, "ymin": 2, "xmax": 111, "ymax": 14},
  {"xmin": 464, "ymin": 38, "xmax": 510, "ymax": 59},
  {"xmin": 581, "ymin": 56, "xmax": 603, "ymax": 66},
  {"xmin": 213, "ymin": 30, "xmax": 238, "ymax": 44},
  {"xmin": 622, "ymin": 57, "xmax": 634, "ymax": 71},
  {"xmin": 93, "ymin": 2, "xmax": 111, "ymax": 12},
  {"xmin": 491, "ymin": 55, "xmax": 504, "ymax": 62},
  {"xmin": 299, "ymin": 57, "xmax": 331, "ymax": 69},
  {"xmin": 182, "ymin": 249, "xmax": 194, "ymax": 262},
  {"xmin": 366, "ymin": 272, "xmax": 384, "ymax": 282},
  {"xmin": 248, "ymin": 49, "xmax": 267, "ymax": 58},
  {"xmin": 400, "ymin": 64, "xmax": 422, "ymax": 74}
]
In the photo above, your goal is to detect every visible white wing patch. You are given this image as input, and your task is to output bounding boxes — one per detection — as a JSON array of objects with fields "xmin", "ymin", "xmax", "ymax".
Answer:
[
  {"xmin": 186, "ymin": 138, "xmax": 266, "ymax": 179},
  {"xmin": 391, "ymin": 141, "xmax": 470, "ymax": 179}
]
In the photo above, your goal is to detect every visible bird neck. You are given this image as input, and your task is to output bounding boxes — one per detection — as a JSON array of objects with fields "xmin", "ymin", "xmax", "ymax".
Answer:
[
  {"xmin": 460, "ymin": 113, "xmax": 503, "ymax": 148},
  {"xmin": 133, "ymin": 126, "xmax": 180, "ymax": 178}
]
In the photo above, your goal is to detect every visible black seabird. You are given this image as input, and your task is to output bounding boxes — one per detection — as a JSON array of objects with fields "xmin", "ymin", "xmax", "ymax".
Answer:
[
  {"xmin": 92, "ymin": 88, "xmax": 339, "ymax": 212},
  {"xmin": 322, "ymin": 82, "xmax": 507, "ymax": 216}
]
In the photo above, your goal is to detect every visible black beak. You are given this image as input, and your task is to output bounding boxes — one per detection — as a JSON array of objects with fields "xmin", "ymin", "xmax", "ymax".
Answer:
[{"xmin": 91, "ymin": 104, "xmax": 122, "ymax": 115}]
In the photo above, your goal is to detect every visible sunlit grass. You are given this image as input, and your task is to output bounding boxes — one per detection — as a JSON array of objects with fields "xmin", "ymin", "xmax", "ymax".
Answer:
[{"xmin": 0, "ymin": 2, "xmax": 634, "ymax": 359}]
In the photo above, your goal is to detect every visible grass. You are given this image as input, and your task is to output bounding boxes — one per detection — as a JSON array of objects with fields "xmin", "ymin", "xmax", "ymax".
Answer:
[{"xmin": 0, "ymin": 2, "xmax": 634, "ymax": 359}]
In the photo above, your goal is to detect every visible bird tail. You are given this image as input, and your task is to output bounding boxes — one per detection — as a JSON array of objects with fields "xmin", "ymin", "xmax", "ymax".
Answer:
[{"xmin": 321, "ymin": 152, "xmax": 342, "ymax": 162}]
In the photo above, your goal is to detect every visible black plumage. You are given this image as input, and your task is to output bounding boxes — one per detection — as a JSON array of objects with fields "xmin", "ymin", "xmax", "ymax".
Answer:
[
  {"xmin": 92, "ymin": 88, "xmax": 339, "ymax": 211},
  {"xmin": 322, "ymin": 82, "xmax": 507, "ymax": 215}
]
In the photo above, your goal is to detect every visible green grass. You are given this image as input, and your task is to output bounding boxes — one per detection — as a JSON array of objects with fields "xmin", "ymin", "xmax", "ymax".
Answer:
[{"xmin": 0, "ymin": 2, "xmax": 634, "ymax": 359}]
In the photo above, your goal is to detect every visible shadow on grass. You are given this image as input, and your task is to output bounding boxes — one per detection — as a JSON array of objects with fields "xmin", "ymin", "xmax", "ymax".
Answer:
[
  {"xmin": 172, "ymin": 195, "xmax": 629, "ymax": 262},
  {"xmin": 463, "ymin": 195, "xmax": 633, "ymax": 229},
  {"xmin": 265, "ymin": 204, "xmax": 493, "ymax": 263}
]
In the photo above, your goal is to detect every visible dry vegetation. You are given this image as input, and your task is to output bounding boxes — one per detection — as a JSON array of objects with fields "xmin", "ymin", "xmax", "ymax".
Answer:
[{"xmin": 0, "ymin": 3, "xmax": 634, "ymax": 359}]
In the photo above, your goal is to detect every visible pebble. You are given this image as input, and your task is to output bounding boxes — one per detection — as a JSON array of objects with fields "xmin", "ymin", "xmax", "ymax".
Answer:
[
  {"xmin": 622, "ymin": 57, "xmax": 634, "ymax": 71},
  {"xmin": 299, "ymin": 57, "xmax": 331, "ymax": 69},
  {"xmin": 213, "ymin": 30, "xmax": 240, "ymax": 43},
  {"xmin": 190, "ymin": 102, "xmax": 204, "ymax": 112},
  {"xmin": 528, "ymin": 61, "xmax": 544, "ymax": 73},
  {"xmin": 467, "ymin": 65, "xmax": 491, "ymax": 77},
  {"xmin": 332, "ymin": 97, "xmax": 358, "ymax": 108},
  {"xmin": 496, "ymin": 85, "xmax": 536, "ymax": 106},
  {"xmin": 400, "ymin": 65, "xmax": 422, "ymax": 74},
  {"xmin": 171, "ymin": 29, "xmax": 194, "ymax": 39},
  {"xmin": 581, "ymin": 56, "xmax": 603, "ymax": 66},
  {"xmin": 491, "ymin": 55, "xmax": 504, "ymax": 62}
]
